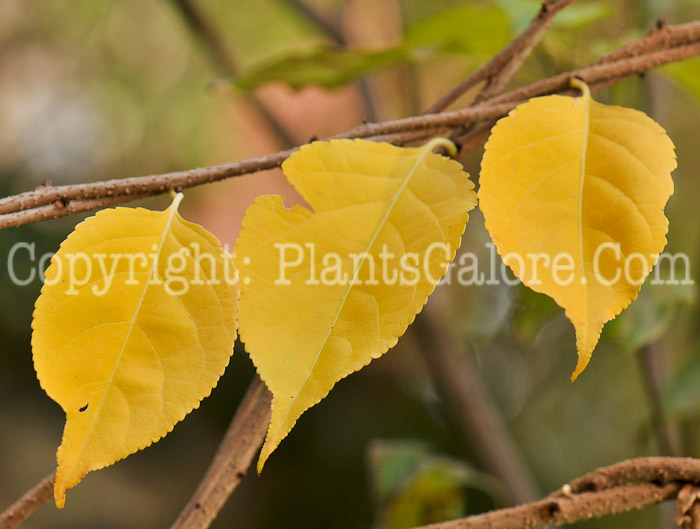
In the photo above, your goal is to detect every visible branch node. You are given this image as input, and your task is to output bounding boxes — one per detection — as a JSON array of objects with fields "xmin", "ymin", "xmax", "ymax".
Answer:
[
  {"xmin": 540, "ymin": 1, "xmax": 554, "ymax": 15},
  {"xmin": 540, "ymin": 501, "xmax": 561, "ymax": 518}
]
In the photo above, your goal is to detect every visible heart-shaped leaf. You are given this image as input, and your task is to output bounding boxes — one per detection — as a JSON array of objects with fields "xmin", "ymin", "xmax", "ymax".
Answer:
[{"xmin": 235, "ymin": 138, "xmax": 476, "ymax": 470}]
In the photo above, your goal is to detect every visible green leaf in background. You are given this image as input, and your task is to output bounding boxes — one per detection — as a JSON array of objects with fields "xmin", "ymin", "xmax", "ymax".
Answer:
[
  {"xmin": 661, "ymin": 58, "xmax": 700, "ymax": 103},
  {"xmin": 607, "ymin": 281, "xmax": 696, "ymax": 354},
  {"xmin": 497, "ymin": 0, "xmax": 611, "ymax": 32},
  {"xmin": 513, "ymin": 285, "xmax": 562, "ymax": 344},
  {"xmin": 367, "ymin": 441, "xmax": 504, "ymax": 529},
  {"xmin": 234, "ymin": 46, "xmax": 409, "ymax": 90},
  {"xmin": 549, "ymin": 2, "xmax": 612, "ymax": 29},
  {"xmin": 233, "ymin": 5, "xmax": 511, "ymax": 91},
  {"xmin": 403, "ymin": 5, "xmax": 510, "ymax": 56},
  {"xmin": 664, "ymin": 347, "xmax": 700, "ymax": 419}
]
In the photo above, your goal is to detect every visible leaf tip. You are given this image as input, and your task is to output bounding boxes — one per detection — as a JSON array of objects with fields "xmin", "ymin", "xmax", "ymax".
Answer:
[
  {"xmin": 54, "ymin": 493, "xmax": 66, "ymax": 509},
  {"xmin": 570, "ymin": 351, "xmax": 592, "ymax": 382},
  {"xmin": 53, "ymin": 477, "xmax": 67, "ymax": 509},
  {"xmin": 257, "ymin": 444, "xmax": 272, "ymax": 474}
]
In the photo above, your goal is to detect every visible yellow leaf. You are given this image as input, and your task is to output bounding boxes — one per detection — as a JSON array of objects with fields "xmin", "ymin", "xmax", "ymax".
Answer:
[
  {"xmin": 32, "ymin": 194, "xmax": 238, "ymax": 508},
  {"xmin": 479, "ymin": 80, "xmax": 675, "ymax": 380},
  {"xmin": 235, "ymin": 138, "xmax": 476, "ymax": 470}
]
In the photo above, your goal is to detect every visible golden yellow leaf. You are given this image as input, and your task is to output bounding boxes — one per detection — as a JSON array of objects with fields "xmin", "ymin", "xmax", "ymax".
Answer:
[
  {"xmin": 32, "ymin": 194, "xmax": 238, "ymax": 508},
  {"xmin": 479, "ymin": 80, "xmax": 675, "ymax": 380},
  {"xmin": 235, "ymin": 138, "xmax": 476, "ymax": 470}
]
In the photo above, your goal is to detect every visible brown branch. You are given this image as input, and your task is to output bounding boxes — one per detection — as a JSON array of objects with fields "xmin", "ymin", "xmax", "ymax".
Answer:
[
  {"xmin": 453, "ymin": 120, "xmax": 498, "ymax": 156},
  {"xmin": 333, "ymin": 101, "xmax": 520, "ymax": 138},
  {"xmin": 0, "ymin": 148, "xmax": 296, "ymax": 217},
  {"xmin": 488, "ymin": 39, "xmax": 700, "ymax": 105},
  {"xmin": 444, "ymin": 0, "xmax": 570, "ymax": 147},
  {"xmin": 567, "ymin": 457, "xmax": 700, "ymax": 493},
  {"xmin": 676, "ymin": 484, "xmax": 700, "ymax": 529},
  {"xmin": 0, "ymin": 193, "xmax": 154, "ymax": 228},
  {"xmin": 595, "ymin": 19, "xmax": 700, "ymax": 65},
  {"xmin": 412, "ymin": 457, "xmax": 700, "ymax": 529},
  {"xmin": 423, "ymin": 0, "xmax": 575, "ymax": 114},
  {"xmin": 171, "ymin": 0, "xmax": 297, "ymax": 148},
  {"xmin": 170, "ymin": 376, "xmax": 271, "ymax": 529},
  {"xmin": 448, "ymin": 35, "xmax": 698, "ymax": 155},
  {"xmin": 417, "ymin": 483, "xmax": 680, "ymax": 529},
  {"xmin": 1, "ymin": 21, "xmax": 698, "ymax": 229},
  {"xmin": 372, "ymin": 128, "xmax": 451, "ymax": 147},
  {"xmin": 0, "ymin": 472, "xmax": 55, "ymax": 529}
]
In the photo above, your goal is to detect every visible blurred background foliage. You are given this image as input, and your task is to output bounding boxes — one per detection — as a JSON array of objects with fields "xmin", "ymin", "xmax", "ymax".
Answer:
[{"xmin": 1, "ymin": 0, "xmax": 700, "ymax": 528}]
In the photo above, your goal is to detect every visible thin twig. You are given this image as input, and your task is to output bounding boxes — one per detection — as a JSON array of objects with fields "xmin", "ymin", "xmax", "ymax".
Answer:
[
  {"xmin": 487, "ymin": 40, "xmax": 700, "ymax": 105},
  {"xmin": 284, "ymin": 0, "xmax": 378, "ymax": 121},
  {"xmin": 170, "ymin": 376, "xmax": 271, "ymax": 529},
  {"xmin": 411, "ymin": 457, "xmax": 700, "ymax": 529},
  {"xmin": 639, "ymin": 343, "xmax": 679, "ymax": 456},
  {"xmin": 453, "ymin": 120, "xmax": 498, "ymax": 156},
  {"xmin": 423, "ymin": 0, "xmax": 575, "ymax": 114},
  {"xmin": 333, "ymin": 101, "xmax": 519, "ymax": 138},
  {"xmin": 594, "ymin": 19, "xmax": 700, "ymax": 65},
  {"xmin": 477, "ymin": 0, "xmax": 576, "ymax": 104},
  {"xmin": 0, "ymin": 193, "xmax": 154, "ymax": 228},
  {"xmin": 286, "ymin": 0, "xmax": 344, "ymax": 45},
  {"xmin": 445, "ymin": 0, "xmax": 569, "ymax": 145},
  {"xmin": 171, "ymin": 0, "xmax": 297, "ymax": 147},
  {"xmin": 413, "ymin": 305, "xmax": 540, "ymax": 504},
  {"xmin": 0, "ymin": 472, "xmax": 55, "ymax": 529}
]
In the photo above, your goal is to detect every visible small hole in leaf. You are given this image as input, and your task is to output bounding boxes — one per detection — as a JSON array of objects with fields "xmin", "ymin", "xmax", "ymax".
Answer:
[{"xmin": 79, "ymin": 403, "xmax": 88, "ymax": 413}]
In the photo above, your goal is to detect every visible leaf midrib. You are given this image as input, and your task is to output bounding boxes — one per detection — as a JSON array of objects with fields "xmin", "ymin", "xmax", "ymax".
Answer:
[
  {"xmin": 577, "ymin": 91, "xmax": 591, "ymax": 354},
  {"xmin": 285, "ymin": 139, "xmax": 449, "ymax": 407},
  {"xmin": 63, "ymin": 195, "xmax": 182, "ymax": 478}
]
